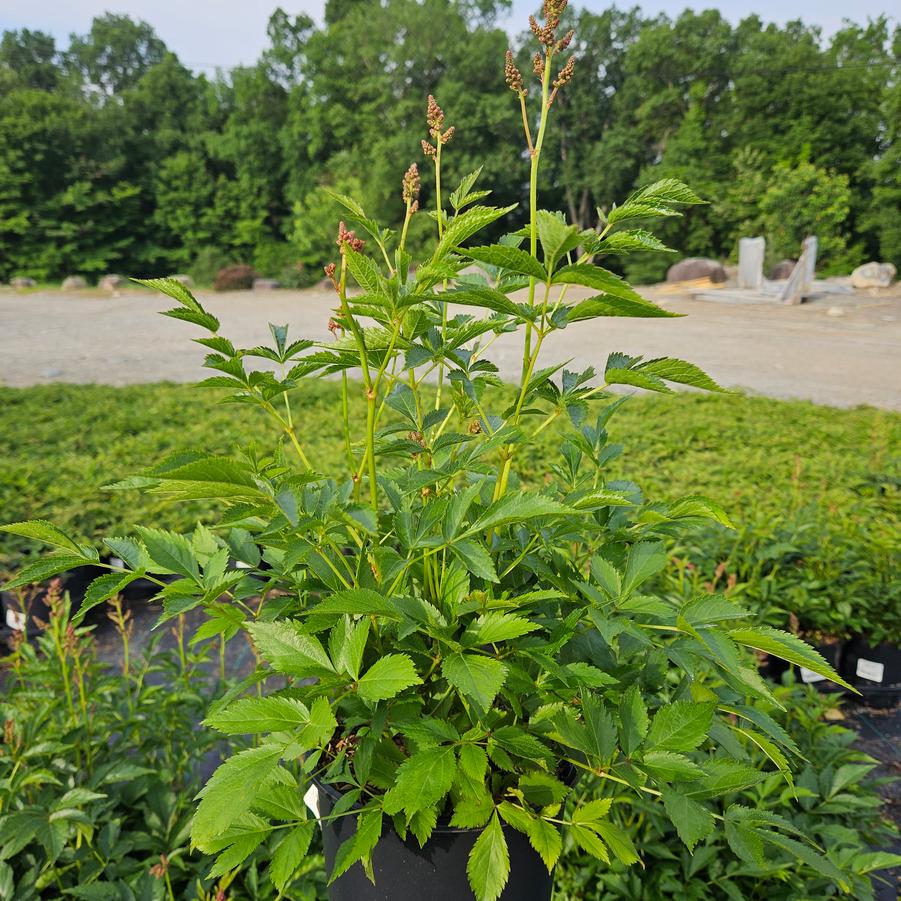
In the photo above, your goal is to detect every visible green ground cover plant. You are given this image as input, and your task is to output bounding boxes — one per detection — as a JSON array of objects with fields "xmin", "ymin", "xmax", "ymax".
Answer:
[{"xmin": 2, "ymin": 385, "xmax": 898, "ymax": 643}]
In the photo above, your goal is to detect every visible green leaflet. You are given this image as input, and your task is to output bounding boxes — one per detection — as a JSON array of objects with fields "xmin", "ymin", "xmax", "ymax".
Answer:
[
  {"xmin": 356, "ymin": 654, "xmax": 422, "ymax": 702},
  {"xmin": 647, "ymin": 701, "xmax": 715, "ymax": 752},
  {"xmin": 433, "ymin": 204, "xmax": 518, "ymax": 261},
  {"xmin": 0, "ymin": 519, "xmax": 82, "ymax": 554},
  {"xmin": 192, "ymin": 745, "xmax": 283, "ymax": 845},
  {"xmin": 442, "ymin": 653, "xmax": 507, "ymax": 709},
  {"xmin": 466, "ymin": 812, "xmax": 510, "ymax": 901},
  {"xmin": 660, "ymin": 787, "xmax": 715, "ymax": 850},
  {"xmin": 728, "ymin": 626, "xmax": 854, "ymax": 690},
  {"xmin": 269, "ymin": 821, "xmax": 315, "ymax": 892},
  {"xmin": 247, "ymin": 621, "xmax": 335, "ymax": 677},
  {"xmin": 383, "ymin": 746, "xmax": 457, "ymax": 817},
  {"xmin": 2, "ymin": 554, "xmax": 90, "ymax": 591},
  {"xmin": 462, "ymin": 244, "xmax": 547, "ymax": 281}
]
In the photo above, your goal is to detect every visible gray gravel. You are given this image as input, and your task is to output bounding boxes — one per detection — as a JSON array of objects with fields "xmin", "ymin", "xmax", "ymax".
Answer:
[{"xmin": 1, "ymin": 285, "xmax": 900, "ymax": 409}]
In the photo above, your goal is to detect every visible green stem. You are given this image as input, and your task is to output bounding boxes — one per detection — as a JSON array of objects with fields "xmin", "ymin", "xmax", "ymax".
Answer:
[{"xmin": 522, "ymin": 51, "xmax": 553, "ymax": 381}]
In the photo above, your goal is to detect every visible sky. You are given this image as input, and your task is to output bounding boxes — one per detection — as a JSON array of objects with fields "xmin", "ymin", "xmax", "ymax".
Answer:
[{"xmin": 0, "ymin": 0, "xmax": 895, "ymax": 73}]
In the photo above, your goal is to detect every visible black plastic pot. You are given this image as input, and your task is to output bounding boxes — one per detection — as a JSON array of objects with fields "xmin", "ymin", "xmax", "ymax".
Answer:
[
  {"xmin": 757, "ymin": 652, "xmax": 790, "ymax": 682},
  {"xmin": 793, "ymin": 641, "xmax": 845, "ymax": 693},
  {"xmin": 841, "ymin": 637, "xmax": 901, "ymax": 707},
  {"xmin": 315, "ymin": 780, "xmax": 553, "ymax": 901}
]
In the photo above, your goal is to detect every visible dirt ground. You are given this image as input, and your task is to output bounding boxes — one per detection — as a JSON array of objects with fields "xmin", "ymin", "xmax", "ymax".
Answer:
[{"xmin": 1, "ymin": 283, "xmax": 900, "ymax": 409}]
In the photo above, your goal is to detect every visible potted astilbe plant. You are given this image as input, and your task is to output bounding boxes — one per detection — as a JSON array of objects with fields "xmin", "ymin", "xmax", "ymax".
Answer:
[{"xmin": 3, "ymin": 3, "xmax": 854, "ymax": 899}]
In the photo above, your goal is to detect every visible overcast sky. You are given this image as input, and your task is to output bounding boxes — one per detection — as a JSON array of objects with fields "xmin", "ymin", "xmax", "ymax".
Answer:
[{"xmin": 0, "ymin": 0, "xmax": 895, "ymax": 72}]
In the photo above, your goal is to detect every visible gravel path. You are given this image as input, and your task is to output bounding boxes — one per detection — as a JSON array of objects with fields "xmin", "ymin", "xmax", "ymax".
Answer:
[{"xmin": 2, "ymin": 285, "xmax": 900, "ymax": 409}]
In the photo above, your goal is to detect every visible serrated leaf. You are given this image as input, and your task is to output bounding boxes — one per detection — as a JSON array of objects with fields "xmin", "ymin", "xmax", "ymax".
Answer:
[
  {"xmin": 728, "ymin": 627, "xmax": 853, "ymax": 690},
  {"xmin": 567, "ymin": 294, "xmax": 677, "ymax": 320},
  {"xmin": 312, "ymin": 588, "xmax": 402, "ymax": 619},
  {"xmin": 73, "ymin": 571, "xmax": 140, "ymax": 624},
  {"xmin": 269, "ymin": 821, "xmax": 315, "ymax": 892},
  {"xmin": 451, "ymin": 539, "xmax": 498, "ymax": 582},
  {"xmin": 592, "ymin": 821, "xmax": 639, "ymax": 865},
  {"xmin": 383, "ymin": 746, "xmax": 457, "ymax": 817},
  {"xmin": 442, "ymin": 654, "xmax": 507, "ymax": 710},
  {"xmin": 465, "ymin": 492, "xmax": 569, "ymax": 535},
  {"xmin": 462, "ymin": 245, "xmax": 547, "ymax": 280},
  {"xmin": 134, "ymin": 526, "xmax": 199, "ymax": 580},
  {"xmin": 641, "ymin": 750, "xmax": 706, "ymax": 781},
  {"xmin": 637, "ymin": 358, "xmax": 727, "ymax": 393},
  {"xmin": 192, "ymin": 745, "xmax": 282, "ymax": 844},
  {"xmin": 463, "ymin": 612, "xmax": 539, "ymax": 645},
  {"xmin": 647, "ymin": 701, "xmax": 715, "ymax": 752},
  {"xmin": 619, "ymin": 684, "xmax": 649, "ymax": 756},
  {"xmin": 0, "ymin": 520, "xmax": 82, "ymax": 554},
  {"xmin": 527, "ymin": 817, "xmax": 562, "ymax": 871},
  {"xmin": 596, "ymin": 229, "xmax": 674, "ymax": 254},
  {"xmin": 535, "ymin": 210, "xmax": 580, "ymax": 269},
  {"xmin": 467, "ymin": 813, "xmax": 510, "ymax": 901},
  {"xmin": 2, "ymin": 555, "xmax": 89, "ymax": 590},
  {"xmin": 434, "ymin": 205, "xmax": 517, "ymax": 261},
  {"xmin": 357, "ymin": 654, "xmax": 421, "ymax": 702},
  {"xmin": 206, "ymin": 696, "xmax": 336, "ymax": 745},
  {"xmin": 660, "ymin": 788, "xmax": 714, "ymax": 850},
  {"xmin": 248, "ymin": 621, "xmax": 335, "ymax": 677}
]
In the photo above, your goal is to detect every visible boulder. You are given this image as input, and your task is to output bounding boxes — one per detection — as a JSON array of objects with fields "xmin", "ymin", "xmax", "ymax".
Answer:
[
  {"xmin": 170, "ymin": 273, "xmax": 194, "ymax": 286},
  {"xmin": 11, "ymin": 276, "xmax": 36, "ymax": 288},
  {"xmin": 851, "ymin": 262, "xmax": 896, "ymax": 289},
  {"xmin": 99, "ymin": 274, "xmax": 125, "ymax": 291},
  {"xmin": 253, "ymin": 278, "xmax": 281, "ymax": 291},
  {"xmin": 315, "ymin": 278, "xmax": 335, "ymax": 292},
  {"xmin": 213, "ymin": 264, "xmax": 255, "ymax": 292},
  {"xmin": 61, "ymin": 275, "xmax": 87, "ymax": 290},
  {"xmin": 666, "ymin": 257, "xmax": 727, "ymax": 284},
  {"xmin": 769, "ymin": 260, "xmax": 797, "ymax": 281}
]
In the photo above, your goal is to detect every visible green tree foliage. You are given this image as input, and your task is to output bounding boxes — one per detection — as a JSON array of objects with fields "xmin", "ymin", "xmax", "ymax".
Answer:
[
  {"xmin": 758, "ymin": 159, "xmax": 859, "ymax": 273},
  {"xmin": 0, "ymin": 6, "xmax": 898, "ymax": 284}
]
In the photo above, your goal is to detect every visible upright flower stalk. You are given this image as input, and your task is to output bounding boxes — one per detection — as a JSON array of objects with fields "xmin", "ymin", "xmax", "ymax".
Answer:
[{"xmin": 422, "ymin": 96, "xmax": 454, "ymax": 409}]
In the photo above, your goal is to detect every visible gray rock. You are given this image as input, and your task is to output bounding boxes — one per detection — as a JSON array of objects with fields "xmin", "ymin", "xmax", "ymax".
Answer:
[
  {"xmin": 253, "ymin": 278, "xmax": 281, "ymax": 291},
  {"xmin": 666, "ymin": 257, "xmax": 727, "ymax": 284},
  {"xmin": 11, "ymin": 276, "xmax": 36, "ymax": 288},
  {"xmin": 850, "ymin": 262, "xmax": 896, "ymax": 289},
  {"xmin": 170, "ymin": 273, "xmax": 194, "ymax": 286},
  {"xmin": 769, "ymin": 260, "xmax": 797, "ymax": 280},
  {"xmin": 99, "ymin": 274, "xmax": 125, "ymax": 291},
  {"xmin": 61, "ymin": 275, "xmax": 87, "ymax": 290}
]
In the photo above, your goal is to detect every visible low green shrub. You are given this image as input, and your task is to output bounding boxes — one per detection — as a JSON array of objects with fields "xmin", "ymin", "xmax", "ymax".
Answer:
[
  {"xmin": 553, "ymin": 681, "xmax": 900, "ymax": 900},
  {"xmin": 0, "ymin": 583, "xmax": 326, "ymax": 899}
]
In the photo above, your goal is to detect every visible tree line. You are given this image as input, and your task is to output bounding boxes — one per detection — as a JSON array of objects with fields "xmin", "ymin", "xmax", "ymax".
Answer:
[{"xmin": 1, "ymin": 1, "xmax": 898, "ymax": 286}]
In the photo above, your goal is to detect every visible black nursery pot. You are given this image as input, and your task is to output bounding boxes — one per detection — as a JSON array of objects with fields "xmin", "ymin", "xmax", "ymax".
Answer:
[
  {"xmin": 842, "ymin": 637, "xmax": 901, "ymax": 706},
  {"xmin": 315, "ymin": 780, "xmax": 554, "ymax": 901}
]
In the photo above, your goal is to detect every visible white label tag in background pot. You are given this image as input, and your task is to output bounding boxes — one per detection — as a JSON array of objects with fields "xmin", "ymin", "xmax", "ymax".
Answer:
[
  {"xmin": 800, "ymin": 667, "xmax": 826, "ymax": 684},
  {"xmin": 303, "ymin": 784, "xmax": 321, "ymax": 821},
  {"xmin": 856, "ymin": 658, "xmax": 885, "ymax": 683},
  {"xmin": 5, "ymin": 607, "xmax": 26, "ymax": 631}
]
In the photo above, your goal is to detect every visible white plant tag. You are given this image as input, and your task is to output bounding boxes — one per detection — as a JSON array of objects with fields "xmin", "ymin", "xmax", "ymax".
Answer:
[
  {"xmin": 303, "ymin": 784, "xmax": 321, "ymax": 821},
  {"xmin": 856, "ymin": 658, "xmax": 885, "ymax": 683},
  {"xmin": 5, "ymin": 607, "xmax": 26, "ymax": 631},
  {"xmin": 799, "ymin": 667, "xmax": 826, "ymax": 684}
]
